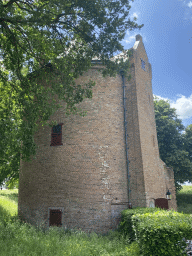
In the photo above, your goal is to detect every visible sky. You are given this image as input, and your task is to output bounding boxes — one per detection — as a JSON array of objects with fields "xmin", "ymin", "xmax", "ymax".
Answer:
[{"xmin": 122, "ymin": 0, "xmax": 192, "ymax": 128}]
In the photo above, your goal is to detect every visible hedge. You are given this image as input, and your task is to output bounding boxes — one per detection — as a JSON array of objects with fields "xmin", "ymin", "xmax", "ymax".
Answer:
[{"xmin": 119, "ymin": 207, "xmax": 192, "ymax": 256}]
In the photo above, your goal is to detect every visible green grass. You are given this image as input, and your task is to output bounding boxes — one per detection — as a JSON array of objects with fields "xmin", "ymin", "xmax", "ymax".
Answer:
[
  {"xmin": 0, "ymin": 196, "xmax": 17, "ymax": 216},
  {"xmin": 0, "ymin": 189, "xmax": 140, "ymax": 256},
  {"xmin": 0, "ymin": 188, "xmax": 18, "ymax": 203},
  {"xmin": 177, "ymin": 185, "xmax": 192, "ymax": 214},
  {"xmin": 0, "ymin": 186, "xmax": 191, "ymax": 255},
  {"xmin": 0, "ymin": 189, "xmax": 18, "ymax": 225},
  {"xmin": 0, "ymin": 223, "xmax": 140, "ymax": 256}
]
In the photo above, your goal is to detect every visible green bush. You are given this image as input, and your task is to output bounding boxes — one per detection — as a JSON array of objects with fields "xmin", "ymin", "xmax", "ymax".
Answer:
[
  {"xmin": 118, "ymin": 207, "xmax": 192, "ymax": 255},
  {"xmin": 118, "ymin": 207, "xmax": 161, "ymax": 242},
  {"xmin": 132, "ymin": 210, "xmax": 192, "ymax": 256}
]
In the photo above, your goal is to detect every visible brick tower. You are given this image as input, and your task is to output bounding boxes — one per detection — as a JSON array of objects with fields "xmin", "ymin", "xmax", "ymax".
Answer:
[{"xmin": 18, "ymin": 35, "xmax": 177, "ymax": 233}]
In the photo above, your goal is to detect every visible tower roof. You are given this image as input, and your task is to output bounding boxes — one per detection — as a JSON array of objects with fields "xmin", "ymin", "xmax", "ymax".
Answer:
[{"xmin": 136, "ymin": 34, "xmax": 142, "ymax": 41}]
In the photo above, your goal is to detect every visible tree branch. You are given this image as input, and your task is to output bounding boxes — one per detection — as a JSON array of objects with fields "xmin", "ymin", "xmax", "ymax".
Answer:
[
  {"xmin": 14, "ymin": 25, "xmax": 38, "ymax": 60},
  {"xmin": 14, "ymin": 1, "xmax": 33, "ymax": 12},
  {"xmin": 3, "ymin": 0, "xmax": 19, "ymax": 8},
  {"xmin": 17, "ymin": 0, "xmax": 34, "ymax": 10}
]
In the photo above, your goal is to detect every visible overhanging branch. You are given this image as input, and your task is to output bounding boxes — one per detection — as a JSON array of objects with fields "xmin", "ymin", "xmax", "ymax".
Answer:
[{"xmin": 3, "ymin": 0, "xmax": 19, "ymax": 8}]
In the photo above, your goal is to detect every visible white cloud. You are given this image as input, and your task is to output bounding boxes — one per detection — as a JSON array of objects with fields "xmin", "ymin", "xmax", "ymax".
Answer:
[
  {"xmin": 123, "ymin": 35, "xmax": 136, "ymax": 44},
  {"xmin": 170, "ymin": 95, "xmax": 192, "ymax": 119},
  {"xmin": 187, "ymin": 1, "xmax": 192, "ymax": 7},
  {"xmin": 154, "ymin": 94, "xmax": 192, "ymax": 120},
  {"xmin": 131, "ymin": 12, "xmax": 139, "ymax": 19}
]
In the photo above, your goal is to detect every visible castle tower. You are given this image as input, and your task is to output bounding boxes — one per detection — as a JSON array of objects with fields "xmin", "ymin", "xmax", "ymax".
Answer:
[
  {"xmin": 125, "ymin": 35, "xmax": 176, "ymax": 210},
  {"xmin": 18, "ymin": 35, "xmax": 177, "ymax": 233}
]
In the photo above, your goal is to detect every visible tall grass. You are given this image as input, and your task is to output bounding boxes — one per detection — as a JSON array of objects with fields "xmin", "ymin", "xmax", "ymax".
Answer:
[
  {"xmin": 0, "ymin": 189, "xmax": 140, "ymax": 256},
  {"xmin": 177, "ymin": 185, "xmax": 192, "ymax": 214},
  {"xmin": 0, "ymin": 189, "xmax": 18, "ymax": 225},
  {"xmin": 0, "ymin": 223, "xmax": 140, "ymax": 256}
]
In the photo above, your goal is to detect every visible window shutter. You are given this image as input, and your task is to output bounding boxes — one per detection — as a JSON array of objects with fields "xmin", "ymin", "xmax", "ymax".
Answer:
[
  {"xmin": 49, "ymin": 209, "xmax": 62, "ymax": 227},
  {"xmin": 50, "ymin": 123, "xmax": 63, "ymax": 146}
]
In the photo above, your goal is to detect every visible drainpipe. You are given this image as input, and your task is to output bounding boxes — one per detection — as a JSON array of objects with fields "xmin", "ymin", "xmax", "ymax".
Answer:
[{"xmin": 120, "ymin": 70, "xmax": 131, "ymax": 206}]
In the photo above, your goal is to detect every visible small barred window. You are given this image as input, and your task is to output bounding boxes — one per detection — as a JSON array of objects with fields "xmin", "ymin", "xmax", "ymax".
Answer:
[
  {"xmin": 50, "ymin": 123, "xmax": 63, "ymax": 146},
  {"xmin": 49, "ymin": 209, "xmax": 62, "ymax": 227},
  {"xmin": 141, "ymin": 59, "xmax": 146, "ymax": 71}
]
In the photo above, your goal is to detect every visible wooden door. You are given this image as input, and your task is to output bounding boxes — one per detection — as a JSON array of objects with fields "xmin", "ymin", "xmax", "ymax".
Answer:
[{"xmin": 155, "ymin": 198, "xmax": 169, "ymax": 210}]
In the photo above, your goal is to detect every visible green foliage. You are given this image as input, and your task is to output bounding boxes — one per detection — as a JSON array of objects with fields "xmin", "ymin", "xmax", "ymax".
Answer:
[
  {"xmin": 119, "ymin": 207, "xmax": 162, "ymax": 242},
  {"xmin": 0, "ymin": 80, "xmax": 21, "ymax": 184},
  {"xmin": 183, "ymin": 124, "xmax": 192, "ymax": 164},
  {"xmin": 132, "ymin": 210, "xmax": 192, "ymax": 256},
  {"xmin": 119, "ymin": 205, "xmax": 192, "ymax": 256},
  {"xmin": 154, "ymin": 98, "xmax": 192, "ymax": 190},
  {"xmin": 4, "ymin": 176, "xmax": 19, "ymax": 189},
  {"xmin": 177, "ymin": 185, "xmax": 192, "ymax": 214},
  {"xmin": 0, "ymin": 0, "xmax": 143, "ymax": 184}
]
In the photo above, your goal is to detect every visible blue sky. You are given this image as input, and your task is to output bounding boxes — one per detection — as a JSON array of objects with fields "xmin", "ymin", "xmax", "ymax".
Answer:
[{"xmin": 122, "ymin": 0, "xmax": 192, "ymax": 128}]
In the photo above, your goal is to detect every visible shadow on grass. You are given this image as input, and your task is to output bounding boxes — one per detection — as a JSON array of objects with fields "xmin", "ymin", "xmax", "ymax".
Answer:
[{"xmin": 0, "ymin": 204, "xmax": 17, "ymax": 225}]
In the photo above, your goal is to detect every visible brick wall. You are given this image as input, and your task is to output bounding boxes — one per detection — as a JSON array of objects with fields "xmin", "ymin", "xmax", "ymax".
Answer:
[{"xmin": 19, "ymin": 66, "xmax": 130, "ymax": 233}]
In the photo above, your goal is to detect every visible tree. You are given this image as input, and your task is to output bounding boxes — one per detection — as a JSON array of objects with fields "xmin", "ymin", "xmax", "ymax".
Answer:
[
  {"xmin": 0, "ymin": 0, "xmax": 143, "ymax": 184},
  {"xmin": 183, "ymin": 124, "xmax": 192, "ymax": 165},
  {"xmin": 0, "ymin": 80, "xmax": 21, "ymax": 186},
  {"xmin": 154, "ymin": 97, "xmax": 192, "ymax": 191}
]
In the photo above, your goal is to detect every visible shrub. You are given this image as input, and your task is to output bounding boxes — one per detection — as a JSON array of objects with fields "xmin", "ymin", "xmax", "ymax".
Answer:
[
  {"xmin": 132, "ymin": 210, "xmax": 192, "ymax": 256},
  {"xmin": 118, "ymin": 207, "xmax": 161, "ymax": 242}
]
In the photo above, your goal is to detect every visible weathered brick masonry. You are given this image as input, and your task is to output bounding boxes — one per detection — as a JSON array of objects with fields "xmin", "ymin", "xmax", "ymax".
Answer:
[{"xmin": 18, "ymin": 35, "xmax": 177, "ymax": 233}]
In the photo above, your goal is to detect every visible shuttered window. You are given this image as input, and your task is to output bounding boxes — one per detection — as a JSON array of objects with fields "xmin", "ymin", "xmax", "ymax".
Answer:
[
  {"xmin": 49, "ymin": 209, "xmax": 62, "ymax": 227},
  {"xmin": 50, "ymin": 123, "xmax": 63, "ymax": 146}
]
